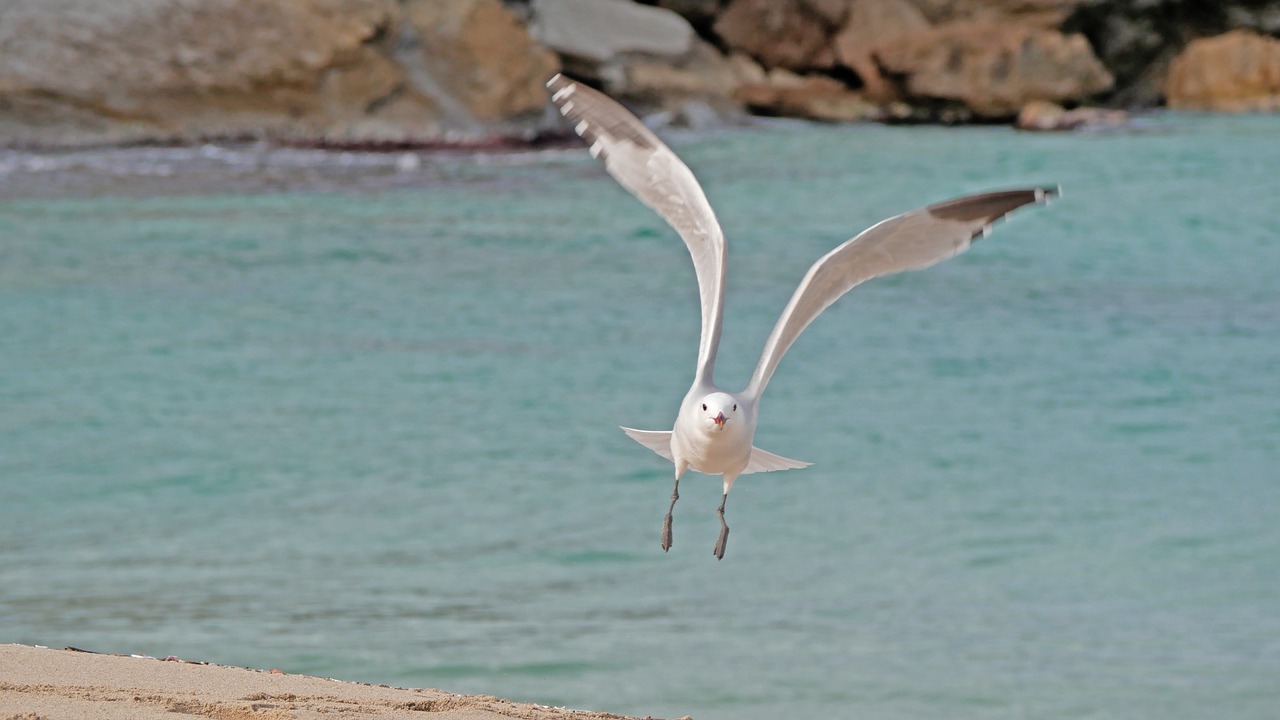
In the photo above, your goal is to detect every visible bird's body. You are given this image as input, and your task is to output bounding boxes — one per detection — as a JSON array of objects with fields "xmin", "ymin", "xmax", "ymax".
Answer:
[
  {"xmin": 547, "ymin": 74, "xmax": 1055, "ymax": 559},
  {"xmin": 674, "ymin": 389, "xmax": 754, "ymax": 477}
]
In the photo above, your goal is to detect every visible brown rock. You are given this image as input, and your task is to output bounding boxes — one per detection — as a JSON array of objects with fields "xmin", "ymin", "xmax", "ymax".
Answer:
[
  {"xmin": 1015, "ymin": 99, "xmax": 1129, "ymax": 130},
  {"xmin": 646, "ymin": 0, "xmax": 724, "ymax": 26},
  {"xmin": 736, "ymin": 72, "xmax": 882, "ymax": 122},
  {"xmin": 801, "ymin": 0, "xmax": 853, "ymax": 26},
  {"xmin": 1165, "ymin": 29, "xmax": 1280, "ymax": 111},
  {"xmin": 0, "ymin": 0, "xmax": 408, "ymax": 146},
  {"xmin": 0, "ymin": 0, "xmax": 558, "ymax": 148},
  {"xmin": 910, "ymin": 0, "xmax": 1086, "ymax": 27},
  {"xmin": 875, "ymin": 21, "xmax": 1114, "ymax": 117},
  {"xmin": 621, "ymin": 46, "xmax": 766, "ymax": 127},
  {"xmin": 832, "ymin": 0, "xmax": 931, "ymax": 101},
  {"xmin": 1015, "ymin": 99, "xmax": 1069, "ymax": 129},
  {"xmin": 624, "ymin": 43, "xmax": 766, "ymax": 102},
  {"xmin": 714, "ymin": 0, "xmax": 839, "ymax": 71},
  {"xmin": 405, "ymin": 0, "xmax": 559, "ymax": 122}
]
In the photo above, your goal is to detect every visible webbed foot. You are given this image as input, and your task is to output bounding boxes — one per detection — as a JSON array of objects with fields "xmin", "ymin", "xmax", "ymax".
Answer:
[
  {"xmin": 713, "ymin": 524, "xmax": 729, "ymax": 560},
  {"xmin": 713, "ymin": 492, "xmax": 729, "ymax": 560}
]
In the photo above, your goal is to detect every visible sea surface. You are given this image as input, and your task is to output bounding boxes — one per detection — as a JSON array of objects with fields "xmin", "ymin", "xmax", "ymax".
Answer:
[{"xmin": 2, "ymin": 114, "xmax": 1278, "ymax": 720}]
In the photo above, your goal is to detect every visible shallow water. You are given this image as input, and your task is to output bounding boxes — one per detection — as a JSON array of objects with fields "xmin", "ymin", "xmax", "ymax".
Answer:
[{"xmin": 2, "ymin": 114, "xmax": 1278, "ymax": 720}]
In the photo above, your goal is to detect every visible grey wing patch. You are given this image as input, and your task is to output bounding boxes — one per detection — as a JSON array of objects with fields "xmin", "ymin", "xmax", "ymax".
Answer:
[
  {"xmin": 546, "ymin": 74, "xmax": 659, "ymax": 162},
  {"xmin": 927, "ymin": 187, "xmax": 1058, "ymax": 241}
]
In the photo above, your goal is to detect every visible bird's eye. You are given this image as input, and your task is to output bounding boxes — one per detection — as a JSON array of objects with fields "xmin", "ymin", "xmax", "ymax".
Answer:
[
  {"xmin": 701, "ymin": 403, "xmax": 707, "ymax": 411},
  {"xmin": 733, "ymin": 404, "xmax": 737, "ymax": 411}
]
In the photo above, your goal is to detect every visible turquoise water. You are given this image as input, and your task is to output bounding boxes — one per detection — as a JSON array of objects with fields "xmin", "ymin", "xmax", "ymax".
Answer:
[{"xmin": 2, "ymin": 114, "xmax": 1278, "ymax": 719}]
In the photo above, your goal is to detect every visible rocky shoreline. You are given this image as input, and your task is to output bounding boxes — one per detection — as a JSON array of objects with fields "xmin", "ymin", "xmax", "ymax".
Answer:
[{"xmin": 1, "ymin": 0, "xmax": 1278, "ymax": 149}]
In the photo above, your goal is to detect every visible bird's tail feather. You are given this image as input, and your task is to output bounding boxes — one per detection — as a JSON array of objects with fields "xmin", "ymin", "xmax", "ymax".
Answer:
[
  {"xmin": 743, "ymin": 446, "xmax": 812, "ymax": 474},
  {"xmin": 622, "ymin": 427, "xmax": 810, "ymax": 475}
]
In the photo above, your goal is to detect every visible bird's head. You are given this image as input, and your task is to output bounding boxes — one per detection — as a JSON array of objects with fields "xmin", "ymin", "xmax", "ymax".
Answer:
[{"xmin": 695, "ymin": 392, "xmax": 739, "ymax": 433}]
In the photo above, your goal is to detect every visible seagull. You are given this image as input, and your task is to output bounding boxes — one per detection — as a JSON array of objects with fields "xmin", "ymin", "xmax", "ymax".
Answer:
[{"xmin": 546, "ymin": 74, "xmax": 1055, "ymax": 560}]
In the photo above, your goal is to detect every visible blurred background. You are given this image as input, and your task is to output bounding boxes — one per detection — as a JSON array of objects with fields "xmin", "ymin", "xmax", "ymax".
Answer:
[{"xmin": 2, "ymin": 3, "xmax": 1279, "ymax": 720}]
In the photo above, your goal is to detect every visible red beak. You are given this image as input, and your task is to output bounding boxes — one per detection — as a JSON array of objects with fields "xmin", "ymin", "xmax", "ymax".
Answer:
[{"xmin": 713, "ymin": 412, "xmax": 727, "ymax": 428}]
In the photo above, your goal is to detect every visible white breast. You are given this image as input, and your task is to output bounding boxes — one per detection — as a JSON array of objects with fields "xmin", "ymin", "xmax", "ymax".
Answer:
[{"xmin": 672, "ymin": 418, "xmax": 752, "ymax": 475}]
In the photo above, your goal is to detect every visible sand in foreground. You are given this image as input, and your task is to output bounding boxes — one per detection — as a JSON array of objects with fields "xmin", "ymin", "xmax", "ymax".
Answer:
[{"xmin": 0, "ymin": 644, "xmax": 657, "ymax": 720}]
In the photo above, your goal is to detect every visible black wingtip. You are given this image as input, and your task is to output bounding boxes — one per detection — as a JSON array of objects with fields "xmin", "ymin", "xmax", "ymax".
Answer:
[
  {"xmin": 929, "ymin": 188, "xmax": 1051, "ymax": 224},
  {"xmin": 923, "ymin": 187, "xmax": 1056, "ymax": 242}
]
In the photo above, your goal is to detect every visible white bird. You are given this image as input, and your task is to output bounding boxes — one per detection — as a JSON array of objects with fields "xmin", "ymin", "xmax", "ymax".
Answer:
[{"xmin": 546, "ymin": 74, "xmax": 1055, "ymax": 559}]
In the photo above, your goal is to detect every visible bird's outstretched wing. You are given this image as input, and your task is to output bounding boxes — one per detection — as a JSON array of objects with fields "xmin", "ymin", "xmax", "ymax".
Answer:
[
  {"xmin": 745, "ymin": 188, "xmax": 1057, "ymax": 399},
  {"xmin": 620, "ymin": 427, "xmax": 675, "ymax": 461},
  {"xmin": 547, "ymin": 74, "xmax": 727, "ymax": 384}
]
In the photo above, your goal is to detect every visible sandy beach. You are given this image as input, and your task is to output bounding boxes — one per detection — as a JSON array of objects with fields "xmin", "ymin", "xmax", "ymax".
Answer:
[{"xmin": 0, "ymin": 645, "xmax": 656, "ymax": 720}]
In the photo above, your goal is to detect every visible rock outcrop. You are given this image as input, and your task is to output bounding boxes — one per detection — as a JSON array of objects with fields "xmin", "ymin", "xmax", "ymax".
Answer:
[
  {"xmin": 406, "ymin": 0, "xmax": 559, "ymax": 124},
  {"xmin": 875, "ymin": 21, "xmax": 1114, "ymax": 118},
  {"xmin": 641, "ymin": 0, "xmax": 726, "ymax": 34},
  {"xmin": 1015, "ymin": 99, "xmax": 1129, "ymax": 130},
  {"xmin": 911, "ymin": 0, "xmax": 1086, "ymax": 26},
  {"xmin": 1062, "ymin": 0, "xmax": 1280, "ymax": 108},
  {"xmin": 831, "ymin": 0, "xmax": 931, "ymax": 101},
  {"xmin": 622, "ymin": 44, "xmax": 765, "ymax": 107},
  {"xmin": 710, "ymin": 0, "xmax": 1114, "ymax": 120},
  {"xmin": 1, "ymin": 0, "xmax": 1277, "ymax": 149},
  {"xmin": 531, "ymin": 0, "xmax": 695, "ymax": 67},
  {"xmin": 1165, "ymin": 29, "xmax": 1280, "ymax": 111},
  {"xmin": 0, "ymin": 0, "xmax": 557, "ymax": 148},
  {"xmin": 713, "ymin": 0, "xmax": 841, "ymax": 71},
  {"xmin": 529, "ymin": 0, "xmax": 766, "ymax": 120},
  {"xmin": 736, "ymin": 71, "xmax": 883, "ymax": 121}
]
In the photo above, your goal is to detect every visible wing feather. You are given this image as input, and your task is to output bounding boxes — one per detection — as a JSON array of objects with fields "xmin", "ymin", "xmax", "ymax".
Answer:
[
  {"xmin": 742, "ymin": 446, "xmax": 812, "ymax": 475},
  {"xmin": 547, "ymin": 74, "xmax": 727, "ymax": 383},
  {"xmin": 745, "ymin": 188, "xmax": 1056, "ymax": 399},
  {"xmin": 620, "ymin": 427, "xmax": 675, "ymax": 462}
]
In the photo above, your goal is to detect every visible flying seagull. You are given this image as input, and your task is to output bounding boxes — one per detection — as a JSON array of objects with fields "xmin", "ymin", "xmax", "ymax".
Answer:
[{"xmin": 546, "ymin": 74, "xmax": 1055, "ymax": 560}]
